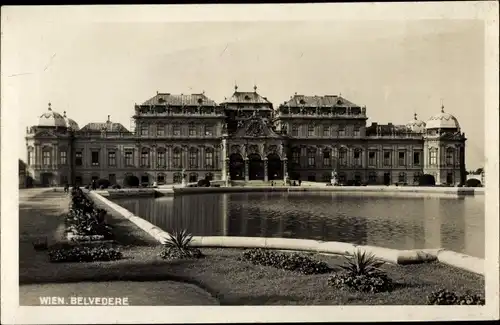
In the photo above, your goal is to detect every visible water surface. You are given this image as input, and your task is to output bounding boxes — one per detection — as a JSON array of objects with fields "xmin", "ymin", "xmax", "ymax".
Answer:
[{"xmin": 112, "ymin": 192, "xmax": 484, "ymax": 258}]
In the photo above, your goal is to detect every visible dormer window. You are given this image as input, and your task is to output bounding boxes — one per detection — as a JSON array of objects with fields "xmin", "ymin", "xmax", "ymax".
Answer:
[
  {"xmin": 337, "ymin": 99, "xmax": 343, "ymax": 105},
  {"xmin": 158, "ymin": 98, "xmax": 166, "ymax": 104},
  {"xmin": 299, "ymin": 99, "xmax": 306, "ymax": 105},
  {"xmin": 197, "ymin": 98, "xmax": 203, "ymax": 104},
  {"xmin": 244, "ymin": 95, "xmax": 250, "ymax": 100}
]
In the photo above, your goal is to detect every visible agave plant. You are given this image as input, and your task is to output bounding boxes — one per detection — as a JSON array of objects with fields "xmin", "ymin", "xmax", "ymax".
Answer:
[
  {"xmin": 161, "ymin": 229, "xmax": 202, "ymax": 259},
  {"xmin": 339, "ymin": 250, "xmax": 385, "ymax": 276}
]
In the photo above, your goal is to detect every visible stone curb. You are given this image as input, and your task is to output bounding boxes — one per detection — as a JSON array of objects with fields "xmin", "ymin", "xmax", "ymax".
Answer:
[{"xmin": 89, "ymin": 192, "xmax": 484, "ymax": 276}]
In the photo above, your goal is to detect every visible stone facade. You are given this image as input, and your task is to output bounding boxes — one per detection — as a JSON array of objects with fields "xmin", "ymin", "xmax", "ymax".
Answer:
[{"xmin": 25, "ymin": 87, "xmax": 467, "ymax": 187}]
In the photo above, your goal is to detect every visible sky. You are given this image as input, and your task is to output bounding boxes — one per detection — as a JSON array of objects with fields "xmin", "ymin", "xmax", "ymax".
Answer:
[{"xmin": 2, "ymin": 8, "xmax": 486, "ymax": 170}]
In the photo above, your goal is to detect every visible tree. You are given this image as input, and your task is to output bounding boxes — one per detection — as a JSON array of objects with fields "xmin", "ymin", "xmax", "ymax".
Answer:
[
  {"xmin": 419, "ymin": 174, "xmax": 436, "ymax": 186},
  {"xmin": 123, "ymin": 175, "xmax": 139, "ymax": 187},
  {"xmin": 475, "ymin": 168, "xmax": 484, "ymax": 175}
]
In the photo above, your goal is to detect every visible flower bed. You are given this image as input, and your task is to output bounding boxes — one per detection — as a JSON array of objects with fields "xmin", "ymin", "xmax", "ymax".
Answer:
[
  {"xmin": 65, "ymin": 187, "xmax": 114, "ymax": 242},
  {"xmin": 238, "ymin": 248, "xmax": 333, "ymax": 275},
  {"xmin": 48, "ymin": 244, "xmax": 123, "ymax": 263}
]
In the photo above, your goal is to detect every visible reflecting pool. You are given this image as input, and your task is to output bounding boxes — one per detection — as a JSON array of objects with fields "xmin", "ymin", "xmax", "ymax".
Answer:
[{"xmin": 112, "ymin": 192, "xmax": 484, "ymax": 258}]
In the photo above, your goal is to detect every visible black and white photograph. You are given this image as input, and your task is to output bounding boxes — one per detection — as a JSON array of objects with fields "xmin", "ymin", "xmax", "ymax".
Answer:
[{"xmin": 1, "ymin": 2, "xmax": 499, "ymax": 324}]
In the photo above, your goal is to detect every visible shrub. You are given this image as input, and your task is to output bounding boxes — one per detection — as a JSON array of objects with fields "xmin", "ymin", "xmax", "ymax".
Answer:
[
  {"xmin": 419, "ymin": 174, "xmax": 436, "ymax": 186},
  {"xmin": 427, "ymin": 289, "xmax": 485, "ymax": 305},
  {"xmin": 48, "ymin": 245, "xmax": 123, "ymax": 263},
  {"xmin": 465, "ymin": 178, "xmax": 481, "ymax": 187},
  {"xmin": 159, "ymin": 229, "xmax": 203, "ymax": 260},
  {"xmin": 111, "ymin": 184, "xmax": 121, "ymax": 189},
  {"xmin": 197, "ymin": 179, "xmax": 211, "ymax": 187},
  {"xmin": 96, "ymin": 178, "xmax": 110, "ymax": 189},
  {"xmin": 328, "ymin": 250, "xmax": 393, "ymax": 293},
  {"xmin": 238, "ymin": 249, "xmax": 333, "ymax": 275},
  {"xmin": 123, "ymin": 175, "xmax": 139, "ymax": 187}
]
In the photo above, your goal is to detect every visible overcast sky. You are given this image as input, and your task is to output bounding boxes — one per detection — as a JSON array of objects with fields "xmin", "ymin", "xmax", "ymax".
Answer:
[{"xmin": 3, "ymin": 8, "xmax": 486, "ymax": 169}]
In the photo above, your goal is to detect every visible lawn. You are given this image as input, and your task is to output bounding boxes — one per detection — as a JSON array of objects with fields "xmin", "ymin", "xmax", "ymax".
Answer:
[{"xmin": 19, "ymin": 189, "xmax": 485, "ymax": 306}]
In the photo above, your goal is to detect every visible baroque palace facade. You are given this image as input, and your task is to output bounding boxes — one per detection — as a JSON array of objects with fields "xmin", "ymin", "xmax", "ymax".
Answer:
[{"xmin": 25, "ymin": 86, "xmax": 467, "ymax": 187}]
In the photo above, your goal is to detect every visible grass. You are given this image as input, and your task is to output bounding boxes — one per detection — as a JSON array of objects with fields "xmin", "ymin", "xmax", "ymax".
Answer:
[{"xmin": 18, "ymin": 189, "xmax": 485, "ymax": 306}]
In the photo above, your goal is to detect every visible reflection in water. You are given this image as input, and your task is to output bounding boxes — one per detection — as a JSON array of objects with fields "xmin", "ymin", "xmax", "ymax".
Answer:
[{"xmin": 113, "ymin": 192, "xmax": 484, "ymax": 258}]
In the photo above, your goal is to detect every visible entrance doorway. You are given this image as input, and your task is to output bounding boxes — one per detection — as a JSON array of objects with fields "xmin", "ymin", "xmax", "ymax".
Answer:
[
  {"xmin": 41, "ymin": 173, "xmax": 53, "ymax": 187},
  {"xmin": 267, "ymin": 153, "xmax": 282, "ymax": 180},
  {"xmin": 229, "ymin": 153, "xmax": 244, "ymax": 180},
  {"xmin": 248, "ymin": 153, "xmax": 264, "ymax": 180},
  {"xmin": 189, "ymin": 173, "xmax": 198, "ymax": 183},
  {"xmin": 383, "ymin": 172, "xmax": 391, "ymax": 185},
  {"xmin": 446, "ymin": 172, "xmax": 453, "ymax": 185}
]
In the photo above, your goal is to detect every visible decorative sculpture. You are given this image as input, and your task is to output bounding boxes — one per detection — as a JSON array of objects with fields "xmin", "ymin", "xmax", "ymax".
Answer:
[{"xmin": 331, "ymin": 169, "xmax": 338, "ymax": 186}]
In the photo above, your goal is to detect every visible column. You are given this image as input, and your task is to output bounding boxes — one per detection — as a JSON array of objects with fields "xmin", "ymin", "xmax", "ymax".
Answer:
[
  {"xmin": 224, "ymin": 157, "xmax": 230, "ymax": 181},
  {"xmin": 264, "ymin": 158, "xmax": 268, "ymax": 182},
  {"xmin": 244, "ymin": 159, "xmax": 249, "ymax": 181}
]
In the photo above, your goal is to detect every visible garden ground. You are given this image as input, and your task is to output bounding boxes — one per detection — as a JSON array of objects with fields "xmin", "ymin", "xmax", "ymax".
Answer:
[{"xmin": 19, "ymin": 188, "xmax": 484, "ymax": 305}]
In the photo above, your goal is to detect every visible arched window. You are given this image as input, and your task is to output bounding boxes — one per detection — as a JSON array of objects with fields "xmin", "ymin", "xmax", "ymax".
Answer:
[
  {"xmin": 157, "ymin": 149, "xmax": 166, "ymax": 168},
  {"xmin": 173, "ymin": 172, "xmax": 183, "ymax": 184},
  {"xmin": 291, "ymin": 124, "xmax": 299, "ymax": 136},
  {"xmin": 307, "ymin": 125, "xmax": 315, "ymax": 137},
  {"xmin": 28, "ymin": 149, "xmax": 34, "ymax": 166},
  {"xmin": 156, "ymin": 124, "xmax": 165, "ymax": 136},
  {"xmin": 205, "ymin": 147, "xmax": 214, "ymax": 169},
  {"xmin": 339, "ymin": 147, "xmax": 347, "ymax": 166},
  {"xmin": 429, "ymin": 148, "xmax": 438, "ymax": 166},
  {"xmin": 307, "ymin": 148, "xmax": 316, "ymax": 167},
  {"xmin": 188, "ymin": 124, "xmax": 197, "ymax": 136},
  {"xmin": 157, "ymin": 173, "xmax": 166, "ymax": 184},
  {"xmin": 42, "ymin": 149, "xmax": 51, "ymax": 166},
  {"xmin": 173, "ymin": 147, "xmax": 182, "ymax": 168},
  {"xmin": 189, "ymin": 148, "xmax": 198, "ymax": 168},
  {"xmin": 323, "ymin": 149, "xmax": 331, "ymax": 167},
  {"xmin": 291, "ymin": 147, "xmax": 300, "ymax": 165},
  {"xmin": 353, "ymin": 149, "xmax": 362, "ymax": 167},
  {"xmin": 140, "ymin": 148, "xmax": 150, "ymax": 167},
  {"xmin": 446, "ymin": 147, "xmax": 454, "ymax": 166},
  {"xmin": 173, "ymin": 124, "xmax": 181, "ymax": 136}
]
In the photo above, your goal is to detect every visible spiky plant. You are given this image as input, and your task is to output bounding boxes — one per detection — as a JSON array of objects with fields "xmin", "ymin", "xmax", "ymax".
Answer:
[
  {"xmin": 161, "ymin": 229, "xmax": 203, "ymax": 259},
  {"xmin": 339, "ymin": 250, "xmax": 385, "ymax": 276}
]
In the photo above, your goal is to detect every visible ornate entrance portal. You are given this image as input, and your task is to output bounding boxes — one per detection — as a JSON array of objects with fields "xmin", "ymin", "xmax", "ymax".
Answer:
[
  {"xmin": 248, "ymin": 153, "xmax": 264, "ymax": 180},
  {"xmin": 229, "ymin": 153, "xmax": 245, "ymax": 180},
  {"xmin": 267, "ymin": 153, "xmax": 282, "ymax": 180}
]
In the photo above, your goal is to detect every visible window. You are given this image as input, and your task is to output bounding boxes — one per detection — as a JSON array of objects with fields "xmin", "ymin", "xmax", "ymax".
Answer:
[
  {"xmin": 189, "ymin": 124, "xmax": 197, "ymax": 136},
  {"xmin": 338, "ymin": 127, "xmax": 345, "ymax": 136},
  {"xmin": 292, "ymin": 149, "xmax": 300, "ymax": 165},
  {"xmin": 59, "ymin": 150, "xmax": 67, "ymax": 165},
  {"xmin": 368, "ymin": 172, "xmax": 377, "ymax": 184},
  {"xmin": 140, "ymin": 149, "xmax": 149, "ymax": 167},
  {"xmin": 338, "ymin": 172, "xmax": 346, "ymax": 184},
  {"xmin": 173, "ymin": 148, "xmax": 181, "ymax": 168},
  {"xmin": 28, "ymin": 150, "xmax": 34, "ymax": 165},
  {"xmin": 42, "ymin": 150, "xmax": 51, "ymax": 166},
  {"xmin": 429, "ymin": 149, "xmax": 437, "ymax": 165},
  {"xmin": 398, "ymin": 172, "xmax": 406, "ymax": 183},
  {"xmin": 446, "ymin": 148, "xmax": 454, "ymax": 166},
  {"xmin": 157, "ymin": 150, "xmax": 166, "ymax": 168},
  {"xmin": 308, "ymin": 125, "xmax": 315, "ymax": 137},
  {"xmin": 413, "ymin": 152, "xmax": 421, "ymax": 166},
  {"xmin": 291, "ymin": 125, "xmax": 299, "ymax": 136},
  {"xmin": 189, "ymin": 148, "xmax": 198, "ymax": 168},
  {"xmin": 109, "ymin": 174, "xmax": 116, "ymax": 184},
  {"xmin": 307, "ymin": 149, "xmax": 316, "ymax": 167},
  {"xmin": 339, "ymin": 148, "xmax": 347, "ymax": 166},
  {"xmin": 108, "ymin": 152, "xmax": 116, "ymax": 167},
  {"xmin": 205, "ymin": 149, "xmax": 214, "ymax": 169},
  {"xmin": 173, "ymin": 172, "xmax": 183, "ymax": 184},
  {"xmin": 383, "ymin": 151, "xmax": 391, "ymax": 166},
  {"xmin": 205, "ymin": 125, "xmax": 213, "ymax": 136},
  {"xmin": 157, "ymin": 125, "xmax": 165, "ymax": 136},
  {"xmin": 398, "ymin": 151, "xmax": 406, "ymax": 166},
  {"xmin": 157, "ymin": 174, "xmax": 166, "ymax": 184},
  {"xmin": 354, "ymin": 149, "xmax": 361, "ymax": 166},
  {"xmin": 323, "ymin": 126, "xmax": 330, "ymax": 137},
  {"xmin": 354, "ymin": 173, "xmax": 362, "ymax": 182},
  {"xmin": 323, "ymin": 150, "xmax": 331, "ymax": 167},
  {"xmin": 353, "ymin": 127, "xmax": 360, "ymax": 137},
  {"xmin": 173, "ymin": 124, "xmax": 181, "ymax": 136},
  {"xmin": 368, "ymin": 151, "xmax": 376, "ymax": 166},
  {"xmin": 413, "ymin": 172, "xmax": 421, "ymax": 184},
  {"xmin": 140, "ymin": 125, "xmax": 149, "ymax": 136},
  {"xmin": 125, "ymin": 151, "xmax": 133, "ymax": 166},
  {"xmin": 91, "ymin": 151, "xmax": 99, "ymax": 166},
  {"xmin": 75, "ymin": 152, "xmax": 83, "ymax": 166}
]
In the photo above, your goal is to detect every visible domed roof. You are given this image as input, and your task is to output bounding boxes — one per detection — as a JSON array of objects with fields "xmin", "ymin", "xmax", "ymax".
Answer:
[
  {"xmin": 425, "ymin": 105, "xmax": 460, "ymax": 130},
  {"xmin": 38, "ymin": 103, "xmax": 67, "ymax": 128},
  {"xmin": 406, "ymin": 113, "xmax": 426, "ymax": 133},
  {"xmin": 62, "ymin": 111, "xmax": 79, "ymax": 130}
]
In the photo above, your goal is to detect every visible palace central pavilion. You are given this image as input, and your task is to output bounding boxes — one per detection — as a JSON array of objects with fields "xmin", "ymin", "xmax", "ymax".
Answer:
[{"xmin": 25, "ymin": 86, "xmax": 467, "ymax": 187}]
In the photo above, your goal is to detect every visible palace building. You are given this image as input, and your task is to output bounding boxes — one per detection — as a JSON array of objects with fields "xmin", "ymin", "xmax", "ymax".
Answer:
[{"xmin": 24, "ymin": 86, "xmax": 467, "ymax": 187}]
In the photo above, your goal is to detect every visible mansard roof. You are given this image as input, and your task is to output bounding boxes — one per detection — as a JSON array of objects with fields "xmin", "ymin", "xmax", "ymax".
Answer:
[
  {"xmin": 141, "ymin": 93, "xmax": 217, "ymax": 106},
  {"xmin": 222, "ymin": 91, "xmax": 272, "ymax": 105},
  {"xmin": 282, "ymin": 94, "xmax": 359, "ymax": 107},
  {"xmin": 79, "ymin": 122, "xmax": 131, "ymax": 133}
]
